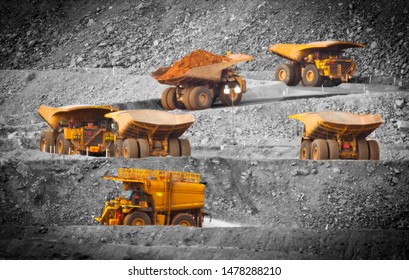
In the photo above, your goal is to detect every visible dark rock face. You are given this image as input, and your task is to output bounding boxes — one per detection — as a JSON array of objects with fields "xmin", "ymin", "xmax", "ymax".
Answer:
[{"xmin": 0, "ymin": 0, "xmax": 408, "ymax": 86}]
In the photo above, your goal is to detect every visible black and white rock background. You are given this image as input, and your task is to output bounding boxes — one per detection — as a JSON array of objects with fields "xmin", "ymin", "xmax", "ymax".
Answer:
[{"xmin": 0, "ymin": 0, "xmax": 409, "ymax": 259}]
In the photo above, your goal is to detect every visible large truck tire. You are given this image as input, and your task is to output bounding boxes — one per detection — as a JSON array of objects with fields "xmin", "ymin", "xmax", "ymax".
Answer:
[
  {"xmin": 326, "ymin": 139, "xmax": 340, "ymax": 160},
  {"xmin": 299, "ymin": 139, "xmax": 312, "ymax": 160},
  {"xmin": 161, "ymin": 87, "xmax": 182, "ymax": 110},
  {"xmin": 367, "ymin": 139, "xmax": 380, "ymax": 160},
  {"xmin": 311, "ymin": 139, "xmax": 328, "ymax": 160},
  {"xmin": 108, "ymin": 142, "xmax": 116, "ymax": 157},
  {"xmin": 123, "ymin": 211, "xmax": 151, "ymax": 226},
  {"xmin": 219, "ymin": 83, "xmax": 243, "ymax": 106},
  {"xmin": 357, "ymin": 139, "xmax": 369, "ymax": 160},
  {"xmin": 137, "ymin": 138, "xmax": 150, "ymax": 158},
  {"xmin": 275, "ymin": 63, "xmax": 295, "ymax": 85},
  {"xmin": 123, "ymin": 138, "xmax": 139, "ymax": 158},
  {"xmin": 56, "ymin": 133, "xmax": 72, "ymax": 155},
  {"xmin": 302, "ymin": 64, "xmax": 324, "ymax": 87},
  {"xmin": 241, "ymin": 79, "xmax": 247, "ymax": 93},
  {"xmin": 161, "ymin": 88, "xmax": 171, "ymax": 110},
  {"xmin": 289, "ymin": 63, "xmax": 302, "ymax": 86},
  {"xmin": 188, "ymin": 86, "xmax": 213, "ymax": 110},
  {"xmin": 114, "ymin": 139, "xmax": 124, "ymax": 157},
  {"xmin": 39, "ymin": 130, "xmax": 54, "ymax": 153},
  {"xmin": 168, "ymin": 138, "xmax": 180, "ymax": 157},
  {"xmin": 171, "ymin": 213, "xmax": 196, "ymax": 227},
  {"xmin": 179, "ymin": 139, "xmax": 191, "ymax": 156},
  {"xmin": 182, "ymin": 87, "xmax": 195, "ymax": 110}
]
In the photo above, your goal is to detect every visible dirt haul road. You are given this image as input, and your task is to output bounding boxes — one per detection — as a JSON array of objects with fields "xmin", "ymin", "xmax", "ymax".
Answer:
[{"xmin": 0, "ymin": 69, "xmax": 409, "ymax": 259}]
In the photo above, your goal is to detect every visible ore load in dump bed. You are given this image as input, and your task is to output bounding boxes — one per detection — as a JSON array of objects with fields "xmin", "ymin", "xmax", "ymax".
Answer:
[
  {"xmin": 38, "ymin": 105, "xmax": 118, "ymax": 156},
  {"xmin": 96, "ymin": 168, "xmax": 206, "ymax": 227},
  {"xmin": 290, "ymin": 111, "xmax": 384, "ymax": 160},
  {"xmin": 151, "ymin": 49, "xmax": 254, "ymax": 110},
  {"xmin": 269, "ymin": 41, "xmax": 364, "ymax": 87},
  {"xmin": 105, "ymin": 110, "xmax": 194, "ymax": 159}
]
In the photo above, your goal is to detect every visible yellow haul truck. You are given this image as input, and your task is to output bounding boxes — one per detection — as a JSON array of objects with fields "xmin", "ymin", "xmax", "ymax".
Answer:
[
  {"xmin": 38, "ymin": 105, "xmax": 118, "ymax": 155},
  {"xmin": 96, "ymin": 168, "xmax": 206, "ymax": 227},
  {"xmin": 289, "ymin": 111, "xmax": 383, "ymax": 160},
  {"xmin": 152, "ymin": 52, "xmax": 253, "ymax": 110},
  {"xmin": 269, "ymin": 41, "xmax": 364, "ymax": 87},
  {"xmin": 105, "ymin": 110, "xmax": 194, "ymax": 158}
]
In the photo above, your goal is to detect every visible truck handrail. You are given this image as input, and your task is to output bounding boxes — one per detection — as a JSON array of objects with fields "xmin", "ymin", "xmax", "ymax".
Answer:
[{"xmin": 105, "ymin": 168, "xmax": 201, "ymax": 183}]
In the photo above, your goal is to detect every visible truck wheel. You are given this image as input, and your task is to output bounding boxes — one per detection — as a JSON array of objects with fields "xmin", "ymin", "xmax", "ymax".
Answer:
[
  {"xmin": 311, "ymin": 139, "xmax": 328, "ymax": 160},
  {"xmin": 108, "ymin": 142, "xmax": 116, "ymax": 157},
  {"xmin": 302, "ymin": 64, "xmax": 324, "ymax": 87},
  {"xmin": 219, "ymin": 83, "xmax": 243, "ymax": 106},
  {"xmin": 161, "ymin": 87, "xmax": 182, "ymax": 110},
  {"xmin": 326, "ymin": 139, "xmax": 339, "ymax": 160},
  {"xmin": 300, "ymin": 140, "xmax": 312, "ymax": 160},
  {"xmin": 171, "ymin": 213, "xmax": 196, "ymax": 227},
  {"xmin": 241, "ymin": 79, "xmax": 247, "ymax": 93},
  {"xmin": 137, "ymin": 138, "xmax": 150, "ymax": 158},
  {"xmin": 189, "ymin": 86, "xmax": 212, "ymax": 110},
  {"xmin": 179, "ymin": 139, "xmax": 191, "ymax": 156},
  {"xmin": 56, "ymin": 133, "xmax": 72, "ymax": 155},
  {"xmin": 114, "ymin": 139, "xmax": 124, "ymax": 157},
  {"xmin": 357, "ymin": 139, "xmax": 369, "ymax": 160},
  {"xmin": 182, "ymin": 87, "xmax": 194, "ymax": 110},
  {"xmin": 275, "ymin": 63, "xmax": 295, "ymax": 85},
  {"xmin": 39, "ymin": 131, "xmax": 54, "ymax": 153},
  {"xmin": 211, "ymin": 85, "xmax": 219, "ymax": 103},
  {"xmin": 290, "ymin": 63, "xmax": 302, "ymax": 86},
  {"xmin": 161, "ymin": 88, "xmax": 171, "ymax": 110},
  {"xmin": 367, "ymin": 139, "xmax": 380, "ymax": 160},
  {"xmin": 168, "ymin": 138, "xmax": 180, "ymax": 157},
  {"xmin": 123, "ymin": 138, "xmax": 139, "ymax": 158},
  {"xmin": 123, "ymin": 211, "xmax": 151, "ymax": 226}
]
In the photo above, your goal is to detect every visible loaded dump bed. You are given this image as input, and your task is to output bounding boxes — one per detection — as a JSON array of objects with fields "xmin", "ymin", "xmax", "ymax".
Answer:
[
  {"xmin": 289, "ymin": 111, "xmax": 384, "ymax": 140},
  {"xmin": 152, "ymin": 51, "xmax": 253, "ymax": 85}
]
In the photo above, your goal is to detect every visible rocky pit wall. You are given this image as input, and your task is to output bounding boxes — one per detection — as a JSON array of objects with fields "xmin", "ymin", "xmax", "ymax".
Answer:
[{"xmin": 0, "ymin": 0, "xmax": 408, "ymax": 87}]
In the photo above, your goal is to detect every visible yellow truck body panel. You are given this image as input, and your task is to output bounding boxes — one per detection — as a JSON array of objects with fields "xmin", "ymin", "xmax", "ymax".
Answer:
[{"xmin": 268, "ymin": 41, "xmax": 365, "ymax": 63}]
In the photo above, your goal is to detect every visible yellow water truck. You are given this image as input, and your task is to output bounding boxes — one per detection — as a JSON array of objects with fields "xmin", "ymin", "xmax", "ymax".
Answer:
[
  {"xmin": 289, "ymin": 111, "xmax": 383, "ymax": 160},
  {"xmin": 38, "ymin": 105, "xmax": 118, "ymax": 155},
  {"xmin": 269, "ymin": 41, "xmax": 364, "ymax": 87},
  {"xmin": 95, "ymin": 168, "xmax": 206, "ymax": 227}
]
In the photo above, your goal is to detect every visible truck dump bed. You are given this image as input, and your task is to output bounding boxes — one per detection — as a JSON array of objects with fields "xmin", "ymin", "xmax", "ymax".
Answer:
[
  {"xmin": 269, "ymin": 41, "xmax": 364, "ymax": 63},
  {"xmin": 152, "ymin": 52, "xmax": 253, "ymax": 85},
  {"xmin": 104, "ymin": 168, "xmax": 205, "ymax": 211},
  {"xmin": 105, "ymin": 110, "xmax": 194, "ymax": 139},
  {"xmin": 289, "ymin": 111, "xmax": 384, "ymax": 139},
  {"xmin": 38, "ymin": 105, "xmax": 118, "ymax": 130}
]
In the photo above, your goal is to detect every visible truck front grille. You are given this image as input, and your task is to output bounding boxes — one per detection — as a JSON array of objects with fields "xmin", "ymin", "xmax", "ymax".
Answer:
[
  {"xmin": 84, "ymin": 129, "xmax": 102, "ymax": 146},
  {"xmin": 328, "ymin": 61, "xmax": 353, "ymax": 77}
]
